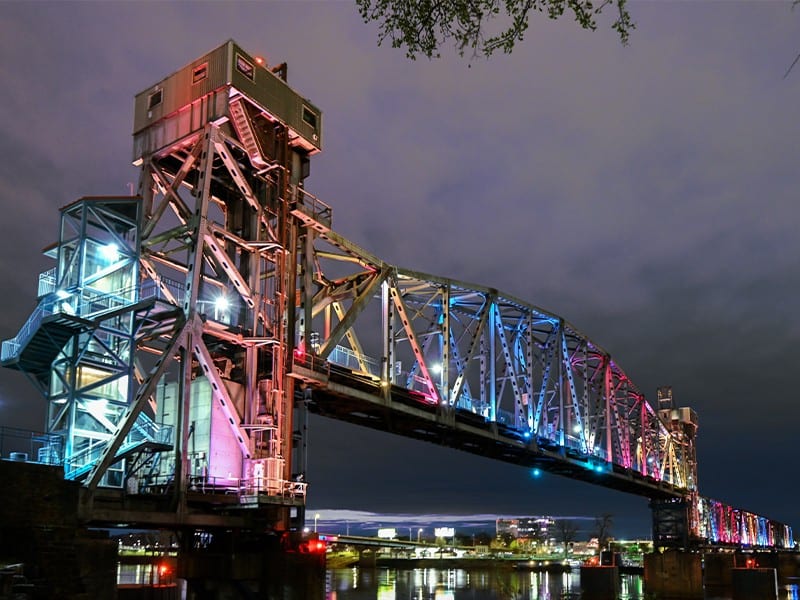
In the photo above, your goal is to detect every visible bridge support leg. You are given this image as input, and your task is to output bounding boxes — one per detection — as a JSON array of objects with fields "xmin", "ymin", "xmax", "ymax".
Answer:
[
  {"xmin": 580, "ymin": 565, "xmax": 619, "ymax": 599},
  {"xmin": 643, "ymin": 550, "xmax": 703, "ymax": 599},
  {"xmin": 731, "ymin": 568, "xmax": 778, "ymax": 600}
]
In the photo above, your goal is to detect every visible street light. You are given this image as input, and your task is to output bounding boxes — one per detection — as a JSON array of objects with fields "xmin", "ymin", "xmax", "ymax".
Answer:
[
  {"xmin": 314, "ymin": 513, "xmax": 320, "ymax": 533},
  {"xmin": 417, "ymin": 528, "xmax": 423, "ymax": 543}
]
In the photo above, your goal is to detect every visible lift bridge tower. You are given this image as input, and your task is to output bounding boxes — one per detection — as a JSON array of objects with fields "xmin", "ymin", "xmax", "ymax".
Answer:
[{"xmin": 1, "ymin": 40, "xmax": 327, "ymax": 534}]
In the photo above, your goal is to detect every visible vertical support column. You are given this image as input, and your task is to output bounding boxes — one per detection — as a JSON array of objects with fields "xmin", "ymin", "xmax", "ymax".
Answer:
[
  {"xmin": 777, "ymin": 551, "xmax": 800, "ymax": 583},
  {"xmin": 137, "ymin": 162, "xmax": 155, "ymax": 222},
  {"xmin": 298, "ymin": 224, "xmax": 314, "ymax": 353},
  {"xmin": 640, "ymin": 399, "xmax": 649, "ymax": 475},
  {"xmin": 381, "ymin": 279, "xmax": 394, "ymax": 393},
  {"xmin": 557, "ymin": 321, "xmax": 565, "ymax": 447},
  {"xmin": 479, "ymin": 335, "xmax": 487, "ymax": 417},
  {"xmin": 244, "ymin": 177, "xmax": 262, "ymax": 435},
  {"xmin": 65, "ymin": 339, "xmax": 79, "ymax": 473},
  {"xmin": 176, "ymin": 327, "xmax": 194, "ymax": 514},
  {"xmin": 488, "ymin": 300, "xmax": 496, "ymax": 422},
  {"xmin": 604, "ymin": 359, "xmax": 613, "ymax": 463},
  {"xmin": 731, "ymin": 568, "xmax": 778, "ymax": 600},
  {"xmin": 580, "ymin": 341, "xmax": 589, "ymax": 448},
  {"xmin": 525, "ymin": 313, "xmax": 533, "ymax": 431},
  {"xmin": 441, "ymin": 284, "xmax": 450, "ymax": 406},
  {"xmin": 176, "ymin": 125, "xmax": 215, "ymax": 505},
  {"xmin": 703, "ymin": 552, "xmax": 735, "ymax": 596}
]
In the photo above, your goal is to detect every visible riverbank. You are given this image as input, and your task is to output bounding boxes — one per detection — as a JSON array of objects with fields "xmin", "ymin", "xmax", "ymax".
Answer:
[{"xmin": 329, "ymin": 555, "xmax": 644, "ymax": 575}]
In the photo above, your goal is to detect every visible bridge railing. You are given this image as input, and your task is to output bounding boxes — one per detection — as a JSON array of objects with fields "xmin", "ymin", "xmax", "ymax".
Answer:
[
  {"xmin": 290, "ymin": 186, "xmax": 333, "ymax": 228},
  {"xmin": 133, "ymin": 473, "xmax": 307, "ymax": 501},
  {"xmin": 0, "ymin": 426, "xmax": 63, "ymax": 465},
  {"xmin": 327, "ymin": 345, "xmax": 381, "ymax": 377}
]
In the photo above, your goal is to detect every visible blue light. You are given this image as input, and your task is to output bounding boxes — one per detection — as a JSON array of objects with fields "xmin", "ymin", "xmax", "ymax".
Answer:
[
  {"xmin": 532, "ymin": 468, "xmax": 542, "ymax": 478},
  {"xmin": 523, "ymin": 431, "xmax": 531, "ymax": 439}
]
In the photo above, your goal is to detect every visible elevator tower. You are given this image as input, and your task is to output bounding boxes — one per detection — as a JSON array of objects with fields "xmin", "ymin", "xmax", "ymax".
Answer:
[{"xmin": 2, "ymin": 40, "xmax": 328, "ymax": 531}]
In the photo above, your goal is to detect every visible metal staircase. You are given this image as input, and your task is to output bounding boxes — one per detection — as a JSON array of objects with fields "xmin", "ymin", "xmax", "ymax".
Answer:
[
  {"xmin": 0, "ymin": 295, "xmax": 93, "ymax": 371},
  {"xmin": 65, "ymin": 412, "xmax": 173, "ymax": 482},
  {"xmin": 228, "ymin": 97, "xmax": 269, "ymax": 168}
]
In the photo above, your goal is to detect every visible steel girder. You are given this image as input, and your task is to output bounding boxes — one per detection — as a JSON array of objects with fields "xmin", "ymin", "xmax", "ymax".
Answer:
[
  {"xmin": 294, "ymin": 223, "xmax": 794, "ymax": 549},
  {"xmin": 693, "ymin": 495, "xmax": 794, "ymax": 547},
  {"xmin": 77, "ymin": 116, "xmax": 311, "ymax": 518},
  {"xmin": 299, "ymin": 229, "xmax": 686, "ymax": 485}
]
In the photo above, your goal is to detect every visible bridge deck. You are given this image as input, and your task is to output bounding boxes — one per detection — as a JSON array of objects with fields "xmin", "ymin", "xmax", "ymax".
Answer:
[{"xmin": 293, "ymin": 363, "xmax": 681, "ymax": 501}]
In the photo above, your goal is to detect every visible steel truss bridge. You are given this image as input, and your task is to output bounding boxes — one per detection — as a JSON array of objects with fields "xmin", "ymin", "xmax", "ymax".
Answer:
[{"xmin": 0, "ymin": 40, "xmax": 792, "ymax": 550}]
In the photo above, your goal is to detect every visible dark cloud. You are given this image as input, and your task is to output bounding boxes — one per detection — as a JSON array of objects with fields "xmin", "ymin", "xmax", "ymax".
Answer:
[{"xmin": 1, "ymin": 1, "xmax": 798, "ymax": 535}]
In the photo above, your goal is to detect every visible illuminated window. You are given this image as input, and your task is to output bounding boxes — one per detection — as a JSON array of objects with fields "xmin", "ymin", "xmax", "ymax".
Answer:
[
  {"xmin": 236, "ymin": 54, "xmax": 254, "ymax": 81},
  {"xmin": 147, "ymin": 89, "xmax": 162, "ymax": 110},
  {"xmin": 192, "ymin": 62, "xmax": 208, "ymax": 84}
]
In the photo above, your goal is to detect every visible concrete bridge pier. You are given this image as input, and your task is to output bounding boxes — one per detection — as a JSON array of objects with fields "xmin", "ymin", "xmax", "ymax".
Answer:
[
  {"xmin": 178, "ymin": 531, "xmax": 326, "ymax": 599},
  {"xmin": 693, "ymin": 550, "xmax": 797, "ymax": 599},
  {"xmin": 776, "ymin": 551, "xmax": 800, "ymax": 583},
  {"xmin": 748, "ymin": 550, "xmax": 800, "ymax": 584},
  {"xmin": 702, "ymin": 552, "xmax": 735, "ymax": 596},
  {"xmin": 643, "ymin": 550, "xmax": 703, "ymax": 599},
  {"xmin": 358, "ymin": 548, "xmax": 377, "ymax": 568},
  {"xmin": 580, "ymin": 565, "xmax": 619, "ymax": 599},
  {"xmin": 731, "ymin": 567, "xmax": 778, "ymax": 600}
]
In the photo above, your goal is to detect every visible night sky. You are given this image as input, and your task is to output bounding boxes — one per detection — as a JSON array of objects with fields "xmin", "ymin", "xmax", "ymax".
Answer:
[{"xmin": 1, "ymin": 2, "xmax": 798, "ymax": 539}]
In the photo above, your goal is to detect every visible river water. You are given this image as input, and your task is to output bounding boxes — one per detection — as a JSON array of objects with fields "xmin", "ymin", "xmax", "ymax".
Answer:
[
  {"xmin": 116, "ymin": 564, "xmax": 800, "ymax": 599},
  {"xmin": 324, "ymin": 566, "xmax": 800, "ymax": 600}
]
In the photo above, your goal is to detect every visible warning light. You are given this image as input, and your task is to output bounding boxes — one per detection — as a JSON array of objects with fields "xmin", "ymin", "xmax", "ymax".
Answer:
[
  {"xmin": 158, "ymin": 563, "xmax": 170, "ymax": 576},
  {"xmin": 255, "ymin": 56, "xmax": 265, "ymax": 66},
  {"xmin": 297, "ymin": 539, "xmax": 326, "ymax": 554}
]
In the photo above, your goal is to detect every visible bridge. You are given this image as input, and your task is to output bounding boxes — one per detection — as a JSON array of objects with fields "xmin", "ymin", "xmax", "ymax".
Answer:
[{"xmin": 0, "ymin": 40, "xmax": 793, "ymax": 552}]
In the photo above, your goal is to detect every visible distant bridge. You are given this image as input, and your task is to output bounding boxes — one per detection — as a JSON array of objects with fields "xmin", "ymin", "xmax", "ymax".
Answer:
[{"xmin": 0, "ymin": 40, "xmax": 792, "ymax": 551}]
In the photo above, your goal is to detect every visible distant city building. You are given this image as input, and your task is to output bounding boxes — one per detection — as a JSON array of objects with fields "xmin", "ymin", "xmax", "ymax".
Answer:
[{"xmin": 496, "ymin": 517, "xmax": 554, "ymax": 542}]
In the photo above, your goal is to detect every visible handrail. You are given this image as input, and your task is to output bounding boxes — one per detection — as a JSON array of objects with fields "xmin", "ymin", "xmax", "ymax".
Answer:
[
  {"xmin": 37, "ymin": 268, "xmax": 57, "ymax": 298},
  {"xmin": 135, "ymin": 473, "xmax": 307, "ymax": 500},
  {"xmin": 327, "ymin": 345, "xmax": 381, "ymax": 377},
  {"xmin": 1, "ymin": 280, "xmax": 162, "ymax": 362},
  {"xmin": 291, "ymin": 186, "xmax": 332, "ymax": 226}
]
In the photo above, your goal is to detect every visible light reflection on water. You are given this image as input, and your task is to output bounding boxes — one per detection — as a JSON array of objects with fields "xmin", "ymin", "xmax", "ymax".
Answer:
[
  {"xmin": 326, "ymin": 567, "xmax": 800, "ymax": 600},
  {"xmin": 327, "ymin": 567, "xmax": 639, "ymax": 600}
]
